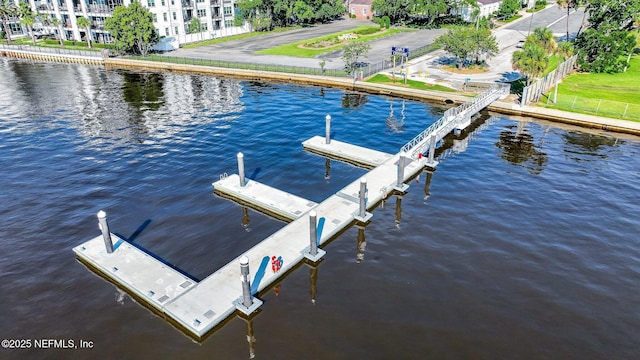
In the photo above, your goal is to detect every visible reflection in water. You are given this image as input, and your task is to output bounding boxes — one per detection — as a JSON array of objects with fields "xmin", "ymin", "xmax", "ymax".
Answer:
[
  {"xmin": 356, "ymin": 225, "xmax": 367, "ymax": 263},
  {"xmin": 241, "ymin": 207, "xmax": 251, "ymax": 232},
  {"xmin": 423, "ymin": 170, "xmax": 433, "ymax": 202},
  {"xmin": 394, "ymin": 195, "xmax": 403, "ymax": 228},
  {"xmin": 308, "ymin": 264, "xmax": 318, "ymax": 305},
  {"xmin": 562, "ymin": 131, "xmax": 621, "ymax": 160},
  {"xmin": 386, "ymin": 99, "xmax": 406, "ymax": 133},
  {"xmin": 324, "ymin": 158, "xmax": 331, "ymax": 180},
  {"xmin": 341, "ymin": 92, "xmax": 368, "ymax": 108},
  {"xmin": 495, "ymin": 121, "xmax": 548, "ymax": 174},
  {"xmin": 245, "ymin": 317, "xmax": 256, "ymax": 359},
  {"xmin": 121, "ymin": 71, "xmax": 165, "ymax": 114},
  {"xmin": 115, "ymin": 288, "xmax": 126, "ymax": 306}
]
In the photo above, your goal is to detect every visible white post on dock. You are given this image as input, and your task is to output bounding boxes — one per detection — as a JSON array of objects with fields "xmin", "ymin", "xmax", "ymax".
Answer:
[
  {"xmin": 394, "ymin": 152, "xmax": 409, "ymax": 192},
  {"xmin": 234, "ymin": 255, "xmax": 263, "ymax": 315},
  {"xmin": 237, "ymin": 152, "xmax": 246, "ymax": 187},
  {"xmin": 303, "ymin": 210, "xmax": 326, "ymax": 262},
  {"xmin": 240, "ymin": 256, "xmax": 252, "ymax": 308},
  {"xmin": 325, "ymin": 115, "xmax": 331, "ymax": 144},
  {"xmin": 97, "ymin": 210, "xmax": 114, "ymax": 254},
  {"xmin": 353, "ymin": 177, "xmax": 373, "ymax": 222}
]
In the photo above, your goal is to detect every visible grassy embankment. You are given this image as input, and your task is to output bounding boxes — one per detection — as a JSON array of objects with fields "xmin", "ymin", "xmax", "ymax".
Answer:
[
  {"xmin": 365, "ymin": 74, "xmax": 457, "ymax": 93},
  {"xmin": 540, "ymin": 56, "xmax": 640, "ymax": 122}
]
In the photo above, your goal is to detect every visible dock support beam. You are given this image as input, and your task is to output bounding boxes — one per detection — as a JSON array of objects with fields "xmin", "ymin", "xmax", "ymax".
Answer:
[
  {"xmin": 394, "ymin": 152, "xmax": 409, "ymax": 192},
  {"xmin": 237, "ymin": 152, "xmax": 246, "ymax": 187},
  {"xmin": 353, "ymin": 177, "xmax": 373, "ymax": 222},
  {"xmin": 325, "ymin": 115, "xmax": 331, "ymax": 144},
  {"xmin": 234, "ymin": 256, "xmax": 263, "ymax": 315},
  {"xmin": 304, "ymin": 210, "xmax": 326, "ymax": 262},
  {"xmin": 97, "ymin": 210, "xmax": 113, "ymax": 254},
  {"xmin": 426, "ymin": 136, "xmax": 439, "ymax": 168}
]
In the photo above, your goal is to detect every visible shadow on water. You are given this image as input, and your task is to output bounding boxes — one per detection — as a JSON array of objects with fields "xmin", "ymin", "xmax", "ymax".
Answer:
[
  {"xmin": 113, "ymin": 219, "xmax": 200, "ymax": 282},
  {"xmin": 248, "ymin": 167, "xmax": 262, "ymax": 181}
]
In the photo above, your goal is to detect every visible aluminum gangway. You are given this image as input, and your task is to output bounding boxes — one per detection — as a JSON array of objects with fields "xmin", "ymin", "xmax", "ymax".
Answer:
[{"xmin": 401, "ymin": 83, "xmax": 510, "ymax": 161}]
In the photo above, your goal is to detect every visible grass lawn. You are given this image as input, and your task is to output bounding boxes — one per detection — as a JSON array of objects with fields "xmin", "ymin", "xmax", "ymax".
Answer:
[
  {"xmin": 255, "ymin": 26, "xmax": 412, "ymax": 58},
  {"xmin": 366, "ymin": 74, "xmax": 457, "ymax": 93},
  {"xmin": 554, "ymin": 56, "xmax": 640, "ymax": 104},
  {"xmin": 1, "ymin": 38, "xmax": 107, "ymax": 51},
  {"xmin": 539, "ymin": 55, "xmax": 640, "ymax": 121},
  {"xmin": 181, "ymin": 27, "xmax": 299, "ymax": 49}
]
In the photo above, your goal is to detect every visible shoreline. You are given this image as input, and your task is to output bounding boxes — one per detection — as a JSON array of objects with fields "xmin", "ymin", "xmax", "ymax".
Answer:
[
  {"xmin": 2, "ymin": 50, "xmax": 638, "ymax": 137},
  {"xmin": 105, "ymin": 58, "xmax": 640, "ymax": 137}
]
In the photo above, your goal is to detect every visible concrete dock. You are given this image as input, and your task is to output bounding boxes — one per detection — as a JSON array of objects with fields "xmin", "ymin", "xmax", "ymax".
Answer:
[
  {"xmin": 73, "ymin": 143, "xmax": 428, "ymax": 339},
  {"xmin": 302, "ymin": 135, "xmax": 394, "ymax": 169},
  {"xmin": 73, "ymin": 85, "xmax": 503, "ymax": 340}
]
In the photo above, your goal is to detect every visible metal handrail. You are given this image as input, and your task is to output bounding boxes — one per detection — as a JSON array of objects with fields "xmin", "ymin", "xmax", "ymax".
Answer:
[{"xmin": 400, "ymin": 83, "xmax": 509, "ymax": 157}]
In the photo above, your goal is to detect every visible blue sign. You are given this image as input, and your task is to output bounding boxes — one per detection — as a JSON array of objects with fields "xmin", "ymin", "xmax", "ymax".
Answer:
[{"xmin": 392, "ymin": 47, "xmax": 410, "ymax": 57}]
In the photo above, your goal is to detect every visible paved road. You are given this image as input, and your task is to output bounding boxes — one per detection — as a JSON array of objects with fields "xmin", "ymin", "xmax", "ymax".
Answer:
[
  {"xmin": 408, "ymin": 4, "xmax": 586, "ymax": 84},
  {"xmin": 167, "ymin": 3, "xmax": 585, "ymax": 79},
  {"xmin": 167, "ymin": 17, "xmax": 446, "ymax": 70}
]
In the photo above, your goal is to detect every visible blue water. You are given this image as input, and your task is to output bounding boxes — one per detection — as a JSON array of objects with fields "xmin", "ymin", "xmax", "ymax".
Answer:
[{"xmin": 0, "ymin": 59, "xmax": 639, "ymax": 359}]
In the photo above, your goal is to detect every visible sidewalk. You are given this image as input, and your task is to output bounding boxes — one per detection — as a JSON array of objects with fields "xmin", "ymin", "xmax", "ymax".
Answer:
[{"xmin": 401, "ymin": 6, "xmax": 552, "ymax": 86}]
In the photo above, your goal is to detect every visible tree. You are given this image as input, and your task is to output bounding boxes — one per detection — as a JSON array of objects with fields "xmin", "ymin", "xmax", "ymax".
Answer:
[
  {"xmin": 411, "ymin": 0, "xmax": 448, "ymax": 27},
  {"xmin": 0, "ymin": 0, "xmax": 18, "ymax": 43},
  {"xmin": 574, "ymin": 0, "xmax": 640, "ymax": 72},
  {"xmin": 512, "ymin": 42, "xmax": 548, "ymax": 85},
  {"xmin": 497, "ymin": 0, "xmax": 521, "ymax": 19},
  {"xmin": 342, "ymin": 41, "xmax": 370, "ymax": 74},
  {"xmin": 104, "ymin": 1, "xmax": 158, "ymax": 56},
  {"xmin": 556, "ymin": 0, "xmax": 579, "ymax": 41},
  {"xmin": 436, "ymin": 26, "xmax": 497, "ymax": 67},
  {"xmin": 372, "ymin": 0, "xmax": 411, "ymax": 24},
  {"xmin": 76, "ymin": 16, "xmax": 92, "ymax": 48},
  {"xmin": 49, "ymin": 16, "xmax": 64, "ymax": 46},
  {"xmin": 555, "ymin": 41, "xmax": 574, "ymax": 60},
  {"xmin": 527, "ymin": 27, "xmax": 556, "ymax": 54},
  {"xmin": 18, "ymin": 2, "xmax": 36, "ymax": 44}
]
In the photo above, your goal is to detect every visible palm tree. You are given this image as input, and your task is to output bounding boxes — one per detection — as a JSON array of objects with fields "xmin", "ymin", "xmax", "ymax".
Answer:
[
  {"xmin": 556, "ymin": 0, "xmax": 579, "ymax": 41},
  {"xmin": 0, "ymin": 0, "xmax": 18, "ymax": 43},
  {"xmin": 76, "ymin": 16, "xmax": 92, "ymax": 48},
  {"xmin": 555, "ymin": 41, "xmax": 574, "ymax": 61},
  {"xmin": 18, "ymin": 2, "xmax": 36, "ymax": 44},
  {"xmin": 49, "ymin": 16, "xmax": 64, "ymax": 46},
  {"xmin": 526, "ymin": 27, "xmax": 556, "ymax": 56},
  {"xmin": 512, "ymin": 42, "xmax": 549, "ymax": 85}
]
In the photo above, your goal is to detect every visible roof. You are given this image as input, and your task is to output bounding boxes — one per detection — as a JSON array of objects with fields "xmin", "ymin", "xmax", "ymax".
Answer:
[
  {"xmin": 477, "ymin": 0, "xmax": 502, "ymax": 4},
  {"xmin": 350, "ymin": 0, "xmax": 372, "ymax": 5}
]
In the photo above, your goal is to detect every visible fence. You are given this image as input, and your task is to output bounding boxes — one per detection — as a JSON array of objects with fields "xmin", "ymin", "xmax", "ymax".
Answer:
[
  {"xmin": 544, "ymin": 93, "xmax": 640, "ymax": 121},
  {"xmin": 0, "ymin": 44, "xmax": 105, "ymax": 58},
  {"xmin": 146, "ymin": 42, "xmax": 437, "ymax": 79},
  {"xmin": 521, "ymin": 54, "xmax": 577, "ymax": 106}
]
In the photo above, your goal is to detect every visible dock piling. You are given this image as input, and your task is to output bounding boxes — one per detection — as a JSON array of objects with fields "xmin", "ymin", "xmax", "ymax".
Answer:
[
  {"xmin": 353, "ymin": 177, "xmax": 373, "ymax": 222},
  {"xmin": 237, "ymin": 152, "xmax": 246, "ymax": 187},
  {"xmin": 97, "ymin": 210, "xmax": 113, "ymax": 253},
  {"xmin": 303, "ymin": 210, "xmax": 326, "ymax": 262},
  {"xmin": 235, "ymin": 255, "xmax": 263, "ymax": 315},
  {"xmin": 240, "ymin": 256, "xmax": 252, "ymax": 308},
  {"xmin": 394, "ymin": 152, "xmax": 409, "ymax": 192},
  {"xmin": 325, "ymin": 115, "xmax": 331, "ymax": 144}
]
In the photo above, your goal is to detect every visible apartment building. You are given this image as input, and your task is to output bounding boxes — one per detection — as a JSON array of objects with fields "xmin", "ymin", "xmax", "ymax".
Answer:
[{"xmin": 7, "ymin": 0, "xmax": 249, "ymax": 48}]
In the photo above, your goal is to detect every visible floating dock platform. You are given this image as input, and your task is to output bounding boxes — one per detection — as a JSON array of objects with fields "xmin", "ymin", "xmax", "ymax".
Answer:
[{"xmin": 303, "ymin": 135, "xmax": 394, "ymax": 169}]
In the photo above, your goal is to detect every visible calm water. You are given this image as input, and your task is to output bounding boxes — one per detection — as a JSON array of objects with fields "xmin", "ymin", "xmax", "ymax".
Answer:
[{"xmin": 1, "ymin": 59, "xmax": 639, "ymax": 359}]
